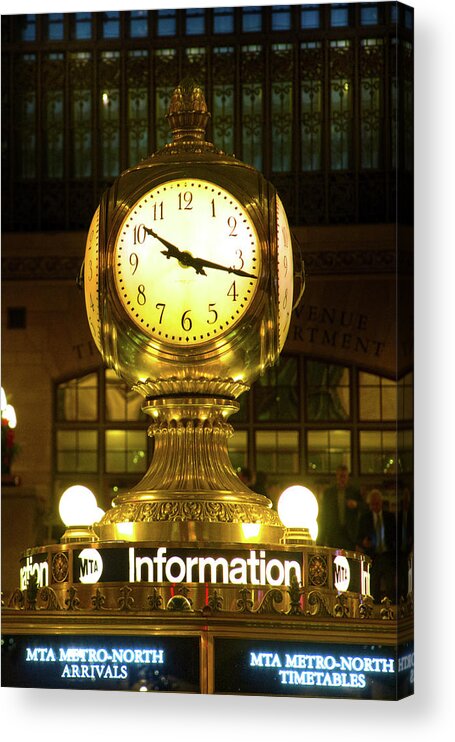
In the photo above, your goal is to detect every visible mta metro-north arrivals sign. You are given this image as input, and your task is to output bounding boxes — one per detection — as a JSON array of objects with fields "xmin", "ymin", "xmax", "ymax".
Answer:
[{"xmin": 1, "ymin": 634, "xmax": 200, "ymax": 692}]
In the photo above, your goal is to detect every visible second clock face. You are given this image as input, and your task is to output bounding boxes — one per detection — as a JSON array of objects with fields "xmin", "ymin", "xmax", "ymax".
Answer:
[
  {"xmin": 84, "ymin": 206, "xmax": 102, "ymax": 353},
  {"xmin": 114, "ymin": 179, "xmax": 261, "ymax": 347}
]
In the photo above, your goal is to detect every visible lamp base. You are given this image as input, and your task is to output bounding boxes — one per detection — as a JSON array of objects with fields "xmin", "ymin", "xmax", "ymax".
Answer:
[
  {"xmin": 280, "ymin": 527, "xmax": 315, "ymax": 546},
  {"xmin": 60, "ymin": 526, "xmax": 100, "ymax": 544}
]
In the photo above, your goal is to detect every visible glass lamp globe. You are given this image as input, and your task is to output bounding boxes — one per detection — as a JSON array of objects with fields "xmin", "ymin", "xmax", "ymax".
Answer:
[
  {"xmin": 59, "ymin": 485, "xmax": 98, "ymax": 527},
  {"xmin": 278, "ymin": 485, "xmax": 319, "ymax": 544},
  {"xmin": 93, "ymin": 506, "xmax": 105, "ymax": 523},
  {"xmin": 1, "ymin": 387, "xmax": 17, "ymax": 428},
  {"xmin": 308, "ymin": 520, "xmax": 318, "ymax": 541},
  {"xmin": 4, "ymin": 404, "xmax": 17, "ymax": 429},
  {"xmin": 278, "ymin": 485, "xmax": 318, "ymax": 528}
]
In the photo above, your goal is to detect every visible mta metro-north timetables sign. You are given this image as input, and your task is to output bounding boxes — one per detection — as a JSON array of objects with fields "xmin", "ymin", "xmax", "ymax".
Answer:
[{"xmin": 214, "ymin": 638, "xmax": 414, "ymax": 700}]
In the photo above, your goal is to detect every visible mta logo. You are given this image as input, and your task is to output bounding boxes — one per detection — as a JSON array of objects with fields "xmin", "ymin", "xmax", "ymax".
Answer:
[{"xmin": 78, "ymin": 549, "xmax": 103, "ymax": 584}]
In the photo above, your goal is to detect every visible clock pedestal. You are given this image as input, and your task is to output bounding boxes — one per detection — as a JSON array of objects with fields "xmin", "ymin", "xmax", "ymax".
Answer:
[{"xmin": 98, "ymin": 393, "xmax": 283, "ymax": 544}]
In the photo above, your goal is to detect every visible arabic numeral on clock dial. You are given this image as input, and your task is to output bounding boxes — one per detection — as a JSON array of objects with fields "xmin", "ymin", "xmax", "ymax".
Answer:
[
  {"xmin": 207, "ymin": 303, "xmax": 218, "ymax": 325},
  {"xmin": 130, "ymin": 252, "xmax": 139, "ymax": 274},
  {"xmin": 231, "ymin": 249, "xmax": 244, "ymax": 272},
  {"xmin": 133, "ymin": 224, "xmax": 147, "ymax": 245},
  {"xmin": 137, "ymin": 284, "xmax": 146, "ymax": 305},
  {"xmin": 227, "ymin": 281, "xmax": 238, "ymax": 301},
  {"xmin": 181, "ymin": 310, "xmax": 192, "ymax": 331},
  {"xmin": 178, "ymin": 191, "xmax": 193, "ymax": 210},
  {"xmin": 156, "ymin": 303, "xmax": 165, "ymax": 323},
  {"xmin": 153, "ymin": 201, "xmax": 163, "ymax": 220},
  {"xmin": 227, "ymin": 216, "xmax": 237, "ymax": 237}
]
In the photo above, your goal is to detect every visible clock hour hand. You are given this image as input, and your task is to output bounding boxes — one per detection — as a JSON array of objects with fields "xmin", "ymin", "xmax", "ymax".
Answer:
[
  {"xmin": 144, "ymin": 227, "xmax": 208, "ymax": 274},
  {"xmin": 143, "ymin": 226, "xmax": 187, "ymax": 261}
]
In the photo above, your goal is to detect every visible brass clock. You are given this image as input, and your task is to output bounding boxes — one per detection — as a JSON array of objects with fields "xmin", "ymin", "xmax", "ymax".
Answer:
[
  {"xmin": 113, "ymin": 178, "xmax": 261, "ymax": 347},
  {"xmin": 82, "ymin": 79, "xmax": 304, "ymax": 545}
]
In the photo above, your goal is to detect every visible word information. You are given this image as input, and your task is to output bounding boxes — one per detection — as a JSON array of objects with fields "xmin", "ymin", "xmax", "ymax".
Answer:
[
  {"xmin": 128, "ymin": 548, "xmax": 301, "ymax": 587},
  {"xmin": 19, "ymin": 554, "xmax": 48, "ymax": 590}
]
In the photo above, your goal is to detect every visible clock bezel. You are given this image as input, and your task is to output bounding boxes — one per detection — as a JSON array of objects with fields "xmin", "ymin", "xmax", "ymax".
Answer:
[{"xmin": 106, "ymin": 169, "xmax": 272, "ymax": 363}]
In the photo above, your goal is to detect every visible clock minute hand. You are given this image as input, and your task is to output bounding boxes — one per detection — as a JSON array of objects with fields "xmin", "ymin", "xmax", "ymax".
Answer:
[{"xmin": 191, "ymin": 256, "xmax": 257, "ymax": 280}]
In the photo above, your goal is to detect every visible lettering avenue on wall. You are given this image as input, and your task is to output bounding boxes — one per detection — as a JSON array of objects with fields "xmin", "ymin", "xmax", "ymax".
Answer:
[{"xmin": 291, "ymin": 303, "xmax": 386, "ymax": 359}]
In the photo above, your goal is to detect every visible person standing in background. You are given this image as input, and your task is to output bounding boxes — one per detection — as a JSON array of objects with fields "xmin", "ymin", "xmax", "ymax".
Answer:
[
  {"xmin": 356, "ymin": 488, "xmax": 397, "ymax": 603},
  {"xmin": 317, "ymin": 465, "xmax": 362, "ymax": 550}
]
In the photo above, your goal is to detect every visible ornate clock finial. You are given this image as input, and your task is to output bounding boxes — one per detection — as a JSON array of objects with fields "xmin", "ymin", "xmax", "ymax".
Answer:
[{"xmin": 166, "ymin": 78, "xmax": 210, "ymax": 142}]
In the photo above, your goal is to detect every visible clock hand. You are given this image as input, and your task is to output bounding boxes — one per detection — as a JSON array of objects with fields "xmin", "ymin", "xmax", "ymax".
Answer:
[
  {"xmin": 190, "ymin": 256, "xmax": 257, "ymax": 279},
  {"xmin": 144, "ymin": 226, "xmax": 207, "ymax": 274},
  {"xmin": 144, "ymin": 227, "xmax": 257, "ymax": 279},
  {"xmin": 143, "ymin": 227, "xmax": 191, "ymax": 262}
]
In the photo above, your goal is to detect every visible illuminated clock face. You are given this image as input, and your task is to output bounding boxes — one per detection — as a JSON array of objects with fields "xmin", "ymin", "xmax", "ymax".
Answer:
[
  {"xmin": 84, "ymin": 206, "xmax": 102, "ymax": 352},
  {"xmin": 276, "ymin": 195, "xmax": 294, "ymax": 351},
  {"xmin": 113, "ymin": 179, "xmax": 261, "ymax": 347}
]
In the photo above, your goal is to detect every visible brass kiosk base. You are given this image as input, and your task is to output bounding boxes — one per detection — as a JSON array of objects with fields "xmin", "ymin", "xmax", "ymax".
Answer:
[{"xmin": 3, "ymin": 538, "xmax": 414, "ymax": 699}]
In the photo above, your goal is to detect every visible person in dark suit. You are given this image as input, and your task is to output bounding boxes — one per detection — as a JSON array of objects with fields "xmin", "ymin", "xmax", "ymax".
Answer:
[
  {"xmin": 317, "ymin": 465, "xmax": 362, "ymax": 550},
  {"xmin": 356, "ymin": 488, "xmax": 397, "ymax": 603}
]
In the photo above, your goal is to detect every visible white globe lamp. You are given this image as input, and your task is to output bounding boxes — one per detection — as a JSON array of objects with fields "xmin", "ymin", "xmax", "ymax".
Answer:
[
  {"xmin": 277, "ymin": 485, "xmax": 319, "ymax": 544},
  {"xmin": 59, "ymin": 485, "xmax": 101, "ymax": 543}
]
